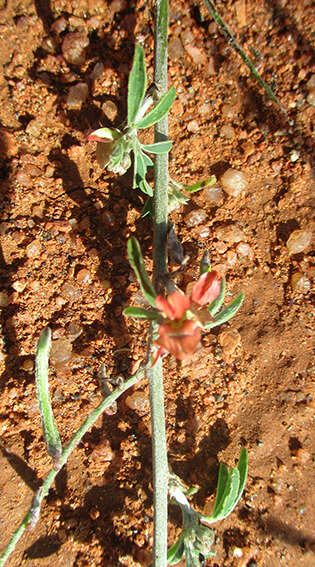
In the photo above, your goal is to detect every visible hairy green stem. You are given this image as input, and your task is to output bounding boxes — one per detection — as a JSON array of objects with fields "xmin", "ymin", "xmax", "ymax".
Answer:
[
  {"xmin": 148, "ymin": 1, "xmax": 170, "ymax": 566},
  {"xmin": 0, "ymin": 368, "xmax": 144, "ymax": 567},
  {"xmin": 202, "ymin": 0, "xmax": 289, "ymax": 120}
]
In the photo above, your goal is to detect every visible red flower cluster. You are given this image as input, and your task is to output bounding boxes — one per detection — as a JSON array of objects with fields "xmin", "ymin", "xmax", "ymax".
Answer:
[{"xmin": 153, "ymin": 271, "xmax": 221, "ymax": 364}]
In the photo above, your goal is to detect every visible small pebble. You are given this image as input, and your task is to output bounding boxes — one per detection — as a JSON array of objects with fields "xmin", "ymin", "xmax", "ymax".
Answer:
[
  {"xmin": 25, "ymin": 119, "xmax": 42, "ymax": 138},
  {"xmin": 50, "ymin": 338, "xmax": 73, "ymax": 365},
  {"xmin": 241, "ymin": 140, "xmax": 255, "ymax": 158},
  {"xmin": 218, "ymin": 328, "xmax": 241, "ymax": 355},
  {"xmin": 216, "ymin": 224, "xmax": 245, "ymax": 244},
  {"xmin": 168, "ymin": 37, "xmax": 185, "ymax": 60},
  {"xmin": 90, "ymin": 61, "xmax": 105, "ymax": 80},
  {"xmin": 291, "ymin": 272, "xmax": 311, "ymax": 293},
  {"xmin": 0, "ymin": 291, "xmax": 10, "ymax": 307},
  {"xmin": 221, "ymin": 125, "xmax": 235, "ymax": 139},
  {"xmin": 222, "ymin": 104, "xmax": 237, "ymax": 119},
  {"xmin": 184, "ymin": 44, "xmax": 207, "ymax": 65},
  {"xmin": 220, "ymin": 168, "xmax": 248, "ymax": 197},
  {"xmin": 203, "ymin": 185, "xmax": 223, "ymax": 205},
  {"xmin": 22, "ymin": 359, "xmax": 34, "ymax": 372},
  {"xmin": 187, "ymin": 120, "xmax": 199, "ymax": 133},
  {"xmin": 236, "ymin": 242, "xmax": 254, "ymax": 261},
  {"xmin": 91, "ymin": 440, "xmax": 114, "ymax": 462},
  {"xmin": 102, "ymin": 100, "xmax": 118, "ymax": 121},
  {"xmin": 12, "ymin": 280, "xmax": 26, "ymax": 293},
  {"xmin": 307, "ymin": 90, "xmax": 315, "ymax": 106},
  {"xmin": 213, "ymin": 241, "xmax": 227, "ymax": 254},
  {"xmin": 66, "ymin": 83, "xmax": 89, "ymax": 108},
  {"xmin": 76, "ymin": 268, "xmax": 91, "ymax": 284},
  {"xmin": 16, "ymin": 170, "xmax": 31, "ymax": 186},
  {"xmin": 306, "ymin": 74, "xmax": 315, "ymax": 91},
  {"xmin": 51, "ymin": 16, "xmax": 67, "ymax": 34},
  {"xmin": 125, "ymin": 391, "xmax": 149, "ymax": 412},
  {"xmin": 286, "ymin": 229, "xmax": 312, "ymax": 255},
  {"xmin": 197, "ymin": 226, "xmax": 210, "ymax": 238},
  {"xmin": 66, "ymin": 320, "xmax": 83, "ymax": 341},
  {"xmin": 60, "ymin": 282, "xmax": 82, "ymax": 302},
  {"xmin": 185, "ymin": 208, "xmax": 207, "ymax": 227},
  {"xmin": 62, "ymin": 32, "xmax": 89, "ymax": 66},
  {"xmin": 293, "ymin": 448, "xmax": 311, "ymax": 465},
  {"xmin": 199, "ymin": 103, "xmax": 210, "ymax": 115},
  {"xmin": 26, "ymin": 240, "xmax": 41, "ymax": 258},
  {"xmin": 226, "ymin": 250, "xmax": 237, "ymax": 267}
]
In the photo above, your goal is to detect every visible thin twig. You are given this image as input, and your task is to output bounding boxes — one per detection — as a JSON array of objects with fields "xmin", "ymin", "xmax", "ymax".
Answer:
[
  {"xmin": 147, "ymin": 1, "xmax": 170, "ymax": 566},
  {"xmin": 202, "ymin": 0, "xmax": 289, "ymax": 121},
  {"xmin": 0, "ymin": 367, "xmax": 145, "ymax": 567}
]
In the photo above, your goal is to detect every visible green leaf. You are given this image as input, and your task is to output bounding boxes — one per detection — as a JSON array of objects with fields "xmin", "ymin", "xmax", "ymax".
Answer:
[
  {"xmin": 207, "ymin": 277, "xmax": 226, "ymax": 316},
  {"xmin": 205, "ymin": 292, "xmax": 244, "ymax": 329},
  {"xmin": 236, "ymin": 447, "xmax": 248, "ymax": 503},
  {"xmin": 139, "ymin": 179, "xmax": 153, "ymax": 196},
  {"xmin": 136, "ymin": 86, "xmax": 176, "ymax": 129},
  {"xmin": 212, "ymin": 463, "xmax": 229, "ymax": 519},
  {"xmin": 128, "ymin": 45, "xmax": 147, "ymax": 125},
  {"xmin": 141, "ymin": 151, "xmax": 153, "ymax": 167},
  {"xmin": 35, "ymin": 327, "xmax": 62, "ymax": 469},
  {"xmin": 133, "ymin": 150, "xmax": 138, "ymax": 188},
  {"xmin": 141, "ymin": 197, "xmax": 154, "ymax": 218},
  {"xmin": 109, "ymin": 141, "xmax": 124, "ymax": 169},
  {"xmin": 135, "ymin": 150, "xmax": 147, "ymax": 180},
  {"xmin": 182, "ymin": 175, "xmax": 216, "ymax": 193},
  {"xmin": 88, "ymin": 127, "xmax": 120, "ymax": 141},
  {"xmin": 142, "ymin": 141, "xmax": 173, "ymax": 154},
  {"xmin": 123, "ymin": 306, "xmax": 159, "ymax": 320},
  {"xmin": 208, "ymin": 466, "xmax": 240, "ymax": 522},
  {"xmin": 167, "ymin": 538, "xmax": 185, "ymax": 564},
  {"xmin": 127, "ymin": 237, "xmax": 156, "ymax": 307}
]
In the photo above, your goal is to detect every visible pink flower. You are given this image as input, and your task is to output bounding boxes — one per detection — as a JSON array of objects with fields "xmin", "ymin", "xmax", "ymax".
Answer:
[
  {"xmin": 152, "ymin": 271, "xmax": 221, "ymax": 364},
  {"xmin": 190, "ymin": 271, "xmax": 221, "ymax": 306},
  {"xmin": 155, "ymin": 291, "xmax": 190, "ymax": 320},
  {"xmin": 153, "ymin": 319, "xmax": 201, "ymax": 363}
]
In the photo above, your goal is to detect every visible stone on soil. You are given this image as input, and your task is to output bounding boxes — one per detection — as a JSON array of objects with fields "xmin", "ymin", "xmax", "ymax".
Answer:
[
  {"xmin": 62, "ymin": 32, "xmax": 89, "ymax": 66},
  {"xmin": 220, "ymin": 168, "xmax": 248, "ymax": 196},
  {"xmin": 185, "ymin": 208, "xmax": 207, "ymax": 227},
  {"xmin": 286, "ymin": 230, "xmax": 311, "ymax": 255}
]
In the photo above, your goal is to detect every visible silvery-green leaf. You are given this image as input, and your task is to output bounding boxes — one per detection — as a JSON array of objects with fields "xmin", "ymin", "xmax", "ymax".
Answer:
[
  {"xmin": 205, "ymin": 292, "xmax": 244, "ymax": 329},
  {"xmin": 123, "ymin": 306, "xmax": 159, "ymax": 320},
  {"xmin": 127, "ymin": 237, "xmax": 156, "ymax": 307},
  {"xmin": 167, "ymin": 538, "xmax": 185, "ymax": 564},
  {"xmin": 135, "ymin": 86, "xmax": 176, "ymax": 129},
  {"xmin": 128, "ymin": 45, "xmax": 147, "ymax": 125},
  {"xmin": 142, "ymin": 141, "xmax": 173, "ymax": 154},
  {"xmin": 139, "ymin": 179, "xmax": 153, "ymax": 196},
  {"xmin": 207, "ymin": 277, "xmax": 226, "ymax": 315},
  {"xmin": 35, "ymin": 328, "xmax": 62, "ymax": 469}
]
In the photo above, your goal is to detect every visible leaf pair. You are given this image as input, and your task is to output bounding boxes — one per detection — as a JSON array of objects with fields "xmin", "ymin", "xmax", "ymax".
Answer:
[
  {"xmin": 128, "ymin": 45, "xmax": 176, "ymax": 128},
  {"xmin": 203, "ymin": 447, "xmax": 248, "ymax": 523},
  {"xmin": 168, "ymin": 449, "xmax": 248, "ymax": 565}
]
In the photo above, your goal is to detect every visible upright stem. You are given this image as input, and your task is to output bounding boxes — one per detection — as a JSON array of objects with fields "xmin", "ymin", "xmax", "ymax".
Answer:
[{"xmin": 148, "ymin": 1, "xmax": 169, "ymax": 566}]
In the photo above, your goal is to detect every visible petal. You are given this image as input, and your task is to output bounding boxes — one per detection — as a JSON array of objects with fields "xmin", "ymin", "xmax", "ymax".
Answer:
[
  {"xmin": 155, "ymin": 320, "xmax": 201, "ymax": 361},
  {"xmin": 191, "ymin": 271, "xmax": 221, "ymax": 306},
  {"xmin": 155, "ymin": 292, "xmax": 190, "ymax": 320},
  {"xmin": 168, "ymin": 292, "xmax": 191, "ymax": 319}
]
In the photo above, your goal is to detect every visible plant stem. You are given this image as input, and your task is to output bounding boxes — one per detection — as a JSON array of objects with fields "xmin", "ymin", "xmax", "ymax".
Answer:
[
  {"xmin": 202, "ymin": 0, "xmax": 289, "ymax": 120},
  {"xmin": 0, "ymin": 368, "xmax": 144, "ymax": 567},
  {"xmin": 148, "ymin": 1, "xmax": 170, "ymax": 566}
]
